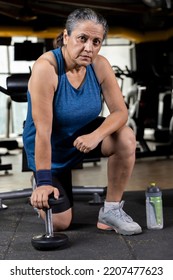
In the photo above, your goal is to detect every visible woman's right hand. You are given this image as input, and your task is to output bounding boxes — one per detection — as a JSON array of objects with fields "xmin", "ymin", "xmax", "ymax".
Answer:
[{"xmin": 30, "ymin": 185, "xmax": 59, "ymax": 209}]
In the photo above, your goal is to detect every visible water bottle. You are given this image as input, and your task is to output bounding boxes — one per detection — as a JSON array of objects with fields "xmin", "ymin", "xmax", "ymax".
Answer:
[{"xmin": 145, "ymin": 183, "xmax": 163, "ymax": 229}]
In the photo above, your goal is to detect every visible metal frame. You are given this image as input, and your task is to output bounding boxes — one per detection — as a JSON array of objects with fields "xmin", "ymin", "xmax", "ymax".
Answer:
[{"xmin": 0, "ymin": 186, "xmax": 107, "ymax": 210}]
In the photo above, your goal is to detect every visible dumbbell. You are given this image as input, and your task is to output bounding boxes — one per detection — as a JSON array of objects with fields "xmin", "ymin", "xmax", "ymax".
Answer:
[{"xmin": 31, "ymin": 196, "xmax": 69, "ymax": 250}]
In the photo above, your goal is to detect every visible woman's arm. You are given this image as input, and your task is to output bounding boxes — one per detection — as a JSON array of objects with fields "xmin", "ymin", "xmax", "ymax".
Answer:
[
  {"xmin": 29, "ymin": 53, "xmax": 59, "ymax": 208},
  {"xmin": 73, "ymin": 55, "xmax": 128, "ymax": 153},
  {"xmin": 29, "ymin": 57, "xmax": 56, "ymax": 169},
  {"xmin": 93, "ymin": 54, "xmax": 128, "ymax": 139}
]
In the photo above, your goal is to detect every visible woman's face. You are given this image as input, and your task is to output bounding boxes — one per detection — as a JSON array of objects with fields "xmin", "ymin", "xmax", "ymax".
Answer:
[{"xmin": 63, "ymin": 20, "xmax": 104, "ymax": 66}]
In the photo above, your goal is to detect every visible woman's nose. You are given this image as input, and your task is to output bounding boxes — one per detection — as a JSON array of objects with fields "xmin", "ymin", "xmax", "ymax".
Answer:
[{"xmin": 84, "ymin": 40, "xmax": 93, "ymax": 52}]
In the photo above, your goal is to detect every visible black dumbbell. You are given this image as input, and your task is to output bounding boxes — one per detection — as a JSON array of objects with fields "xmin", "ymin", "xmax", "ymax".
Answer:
[{"xmin": 31, "ymin": 196, "xmax": 69, "ymax": 250}]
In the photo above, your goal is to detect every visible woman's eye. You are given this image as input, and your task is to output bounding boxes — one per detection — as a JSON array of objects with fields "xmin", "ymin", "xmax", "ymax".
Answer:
[
  {"xmin": 93, "ymin": 39, "xmax": 101, "ymax": 46},
  {"xmin": 80, "ymin": 36, "xmax": 87, "ymax": 42}
]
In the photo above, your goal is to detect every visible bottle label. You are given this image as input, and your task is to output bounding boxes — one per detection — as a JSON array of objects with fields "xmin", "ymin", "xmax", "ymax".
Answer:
[{"xmin": 149, "ymin": 197, "xmax": 162, "ymax": 225}]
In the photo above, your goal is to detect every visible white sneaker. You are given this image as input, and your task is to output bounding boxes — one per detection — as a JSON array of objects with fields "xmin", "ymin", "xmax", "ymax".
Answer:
[{"xmin": 97, "ymin": 201, "xmax": 142, "ymax": 235}]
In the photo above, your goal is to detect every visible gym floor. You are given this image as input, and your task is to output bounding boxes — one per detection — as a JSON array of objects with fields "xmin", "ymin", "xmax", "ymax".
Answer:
[{"xmin": 0, "ymin": 145, "xmax": 173, "ymax": 260}]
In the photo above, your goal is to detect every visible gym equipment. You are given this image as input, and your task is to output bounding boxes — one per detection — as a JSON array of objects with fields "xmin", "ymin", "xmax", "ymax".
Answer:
[
  {"xmin": 127, "ymin": 84, "xmax": 173, "ymax": 158},
  {"xmin": 2, "ymin": 73, "xmax": 29, "ymax": 102},
  {"xmin": 0, "ymin": 155, "xmax": 12, "ymax": 174},
  {"xmin": 0, "ymin": 73, "xmax": 29, "ymax": 173},
  {"xmin": 0, "ymin": 185, "xmax": 106, "ymax": 210},
  {"xmin": 112, "ymin": 64, "xmax": 173, "ymax": 158},
  {"xmin": 31, "ymin": 196, "xmax": 69, "ymax": 250},
  {"xmin": 0, "ymin": 188, "xmax": 32, "ymax": 210}
]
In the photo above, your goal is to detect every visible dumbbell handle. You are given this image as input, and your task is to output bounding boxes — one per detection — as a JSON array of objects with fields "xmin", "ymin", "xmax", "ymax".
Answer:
[
  {"xmin": 45, "ymin": 196, "xmax": 65, "ymax": 237},
  {"xmin": 45, "ymin": 208, "xmax": 53, "ymax": 237},
  {"xmin": 48, "ymin": 196, "xmax": 65, "ymax": 207}
]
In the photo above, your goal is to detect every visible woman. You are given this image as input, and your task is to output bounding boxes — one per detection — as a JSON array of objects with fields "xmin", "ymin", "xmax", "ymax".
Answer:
[{"xmin": 23, "ymin": 8, "xmax": 142, "ymax": 235}]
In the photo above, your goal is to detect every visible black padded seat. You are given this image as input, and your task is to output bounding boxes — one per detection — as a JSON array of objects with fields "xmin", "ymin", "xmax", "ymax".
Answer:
[
  {"xmin": 6, "ymin": 73, "xmax": 30, "ymax": 102},
  {"xmin": 0, "ymin": 73, "xmax": 30, "ymax": 172}
]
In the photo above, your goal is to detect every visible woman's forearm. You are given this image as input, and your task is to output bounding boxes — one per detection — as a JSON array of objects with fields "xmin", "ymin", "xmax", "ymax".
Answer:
[
  {"xmin": 93, "ymin": 110, "xmax": 128, "ymax": 142},
  {"xmin": 35, "ymin": 132, "xmax": 52, "ymax": 170}
]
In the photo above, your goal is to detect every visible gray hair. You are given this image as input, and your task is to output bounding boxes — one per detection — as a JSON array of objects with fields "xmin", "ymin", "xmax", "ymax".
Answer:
[{"xmin": 54, "ymin": 8, "xmax": 108, "ymax": 48}]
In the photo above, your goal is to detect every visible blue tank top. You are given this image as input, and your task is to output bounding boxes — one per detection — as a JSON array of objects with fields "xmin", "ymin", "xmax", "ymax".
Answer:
[{"xmin": 23, "ymin": 48, "xmax": 102, "ymax": 173}]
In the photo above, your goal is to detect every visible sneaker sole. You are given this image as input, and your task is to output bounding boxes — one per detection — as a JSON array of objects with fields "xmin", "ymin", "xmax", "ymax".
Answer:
[{"xmin": 97, "ymin": 222, "xmax": 142, "ymax": 236}]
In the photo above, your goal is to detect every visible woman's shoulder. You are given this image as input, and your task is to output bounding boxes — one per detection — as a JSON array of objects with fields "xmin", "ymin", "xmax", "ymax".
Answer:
[
  {"xmin": 93, "ymin": 54, "xmax": 109, "ymax": 64},
  {"xmin": 92, "ymin": 54, "xmax": 111, "ymax": 73},
  {"xmin": 32, "ymin": 51, "xmax": 58, "ymax": 74},
  {"xmin": 92, "ymin": 54, "xmax": 112, "ymax": 82},
  {"xmin": 28, "ymin": 51, "xmax": 58, "ymax": 89}
]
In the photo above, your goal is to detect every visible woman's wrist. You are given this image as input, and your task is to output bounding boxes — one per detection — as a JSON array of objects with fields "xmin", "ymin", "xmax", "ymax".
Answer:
[{"xmin": 35, "ymin": 169, "xmax": 52, "ymax": 187}]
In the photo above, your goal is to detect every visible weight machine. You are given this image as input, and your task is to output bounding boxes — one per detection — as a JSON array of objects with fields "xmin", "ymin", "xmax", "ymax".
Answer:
[{"xmin": 113, "ymin": 64, "xmax": 173, "ymax": 158}]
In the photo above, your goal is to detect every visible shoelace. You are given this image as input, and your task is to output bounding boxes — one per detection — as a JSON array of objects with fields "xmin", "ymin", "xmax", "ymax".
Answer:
[{"xmin": 110, "ymin": 201, "xmax": 133, "ymax": 222}]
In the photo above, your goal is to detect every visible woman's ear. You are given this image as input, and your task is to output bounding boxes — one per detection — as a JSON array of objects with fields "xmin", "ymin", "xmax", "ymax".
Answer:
[{"xmin": 63, "ymin": 29, "xmax": 68, "ymax": 45}]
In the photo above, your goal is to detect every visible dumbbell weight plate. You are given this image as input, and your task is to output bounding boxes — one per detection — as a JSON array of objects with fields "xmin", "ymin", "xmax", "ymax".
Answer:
[
  {"xmin": 31, "ymin": 233, "xmax": 69, "ymax": 250},
  {"xmin": 31, "ymin": 195, "xmax": 69, "ymax": 250}
]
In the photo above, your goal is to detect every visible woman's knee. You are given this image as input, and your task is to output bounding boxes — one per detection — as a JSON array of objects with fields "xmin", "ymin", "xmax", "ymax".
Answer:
[
  {"xmin": 119, "ymin": 126, "xmax": 136, "ymax": 154},
  {"xmin": 102, "ymin": 126, "xmax": 136, "ymax": 157}
]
